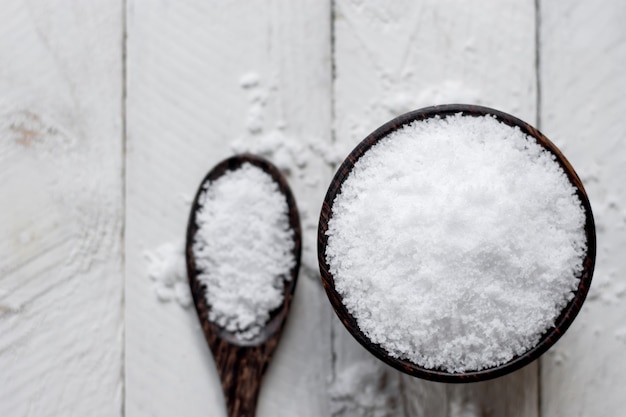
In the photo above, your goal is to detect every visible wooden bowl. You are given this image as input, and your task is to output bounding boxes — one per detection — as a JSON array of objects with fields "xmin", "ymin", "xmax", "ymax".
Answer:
[{"xmin": 317, "ymin": 104, "xmax": 596, "ymax": 383}]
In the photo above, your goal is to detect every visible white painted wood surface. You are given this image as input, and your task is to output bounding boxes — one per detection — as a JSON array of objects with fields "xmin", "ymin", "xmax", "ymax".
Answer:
[
  {"xmin": 124, "ymin": 2, "xmax": 333, "ymax": 417},
  {"xmin": 0, "ymin": 1, "xmax": 124, "ymax": 416},
  {"xmin": 1, "ymin": 1, "xmax": 625, "ymax": 416},
  {"xmin": 539, "ymin": 1, "xmax": 626, "ymax": 416},
  {"xmin": 332, "ymin": 1, "xmax": 538, "ymax": 416}
]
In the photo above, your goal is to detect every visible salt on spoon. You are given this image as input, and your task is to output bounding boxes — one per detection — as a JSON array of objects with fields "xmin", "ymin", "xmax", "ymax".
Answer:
[
  {"xmin": 186, "ymin": 154, "xmax": 301, "ymax": 416},
  {"xmin": 318, "ymin": 104, "xmax": 596, "ymax": 383}
]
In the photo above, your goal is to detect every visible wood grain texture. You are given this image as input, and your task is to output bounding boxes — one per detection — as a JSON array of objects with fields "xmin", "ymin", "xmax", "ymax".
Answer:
[
  {"xmin": 539, "ymin": 1, "xmax": 626, "ymax": 416},
  {"xmin": 1, "ymin": 1, "xmax": 622, "ymax": 415},
  {"xmin": 124, "ymin": 1, "xmax": 333, "ymax": 416},
  {"xmin": 332, "ymin": 1, "xmax": 539, "ymax": 415},
  {"xmin": 0, "ymin": 1, "xmax": 124, "ymax": 416}
]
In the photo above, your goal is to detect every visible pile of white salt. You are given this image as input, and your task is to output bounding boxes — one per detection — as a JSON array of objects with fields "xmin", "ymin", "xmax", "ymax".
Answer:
[
  {"xmin": 325, "ymin": 114, "xmax": 587, "ymax": 373},
  {"xmin": 192, "ymin": 162, "xmax": 295, "ymax": 340}
]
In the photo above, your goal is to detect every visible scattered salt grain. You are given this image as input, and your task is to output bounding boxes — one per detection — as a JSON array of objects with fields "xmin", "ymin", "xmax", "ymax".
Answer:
[
  {"xmin": 239, "ymin": 72, "xmax": 260, "ymax": 89},
  {"xmin": 193, "ymin": 162, "xmax": 295, "ymax": 340},
  {"xmin": 325, "ymin": 114, "xmax": 587, "ymax": 373},
  {"xmin": 330, "ymin": 360, "xmax": 403, "ymax": 417},
  {"xmin": 145, "ymin": 241, "xmax": 192, "ymax": 308}
]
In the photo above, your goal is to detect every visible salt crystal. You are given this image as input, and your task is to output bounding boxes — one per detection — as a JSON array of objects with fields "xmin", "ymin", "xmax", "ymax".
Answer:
[
  {"xmin": 239, "ymin": 72, "xmax": 260, "ymax": 89},
  {"xmin": 193, "ymin": 162, "xmax": 295, "ymax": 340},
  {"xmin": 325, "ymin": 114, "xmax": 587, "ymax": 373},
  {"xmin": 330, "ymin": 360, "xmax": 403, "ymax": 417},
  {"xmin": 145, "ymin": 241, "xmax": 191, "ymax": 308}
]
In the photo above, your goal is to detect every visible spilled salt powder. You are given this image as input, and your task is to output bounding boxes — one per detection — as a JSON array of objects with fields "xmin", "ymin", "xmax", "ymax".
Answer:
[
  {"xmin": 193, "ymin": 162, "xmax": 295, "ymax": 340},
  {"xmin": 145, "ymin": 241, "xmax": 192, "ymax": 308},
  {"xmin": 325, "ymin": 114, "xmax": 587, "ymax": 373},
  {"xmin": 330, "ymin": 359, "xmax": 404, "ymax": 417}
]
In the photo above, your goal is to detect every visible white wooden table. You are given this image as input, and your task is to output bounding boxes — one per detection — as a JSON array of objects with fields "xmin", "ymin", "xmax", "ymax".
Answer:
[{"xmin": 1, "ymin": 1, "xmax": 625, "ymax": 416}]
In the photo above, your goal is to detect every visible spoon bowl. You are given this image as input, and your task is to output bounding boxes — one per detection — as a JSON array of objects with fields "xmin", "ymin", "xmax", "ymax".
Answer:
[
  {"xmin": 187, "ymin": 154, "xmax": 301, "ymax": 415},
  {"xmin": 317, "ymin": 104, "xmax": 596, "ymax": 383}
]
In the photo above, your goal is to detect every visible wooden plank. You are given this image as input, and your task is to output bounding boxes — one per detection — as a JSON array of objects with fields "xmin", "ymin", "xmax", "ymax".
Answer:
[
  {"xmin": 124, "ymin": 1, "xmax": 333, "ymax": 416},
  {"xmin": 539, "ymin": 1, "xmax": 626, "ymax": 416},
  {"xmin": 0, "ymin": 1, "xmax": 124, "ymax": 416},
  {"xmin": 332, "ymin": 1, "xmax": 538, "ymax": 415}
]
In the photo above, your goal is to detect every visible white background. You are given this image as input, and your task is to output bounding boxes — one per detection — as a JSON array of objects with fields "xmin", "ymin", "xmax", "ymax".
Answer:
[{"xmin": 1, "ymin": 1, "xmax": 624, "ymax": 416}]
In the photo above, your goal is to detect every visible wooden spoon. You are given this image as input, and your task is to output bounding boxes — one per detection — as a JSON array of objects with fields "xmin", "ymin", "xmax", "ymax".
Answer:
[{"xmin": 186, "ymin": 154, "xmax": 301, "ymax": 417}]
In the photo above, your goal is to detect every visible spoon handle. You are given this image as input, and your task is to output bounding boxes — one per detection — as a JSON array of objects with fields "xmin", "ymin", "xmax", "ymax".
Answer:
[{"xmin": 212, "ymin": 339, "xmax": 275, "ymax": 417}]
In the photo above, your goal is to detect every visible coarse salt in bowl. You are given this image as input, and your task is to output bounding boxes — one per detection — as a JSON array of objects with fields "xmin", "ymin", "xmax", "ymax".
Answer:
[{"xmin": 317, "ymin": 104, "xmax": 596, "ymax": 383}]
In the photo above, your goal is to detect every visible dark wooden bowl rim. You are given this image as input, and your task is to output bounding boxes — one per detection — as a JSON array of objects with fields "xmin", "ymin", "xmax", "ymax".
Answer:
[{"xmin": 317, "ymin": 104, "xmax": 596, "ymax": 383}]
